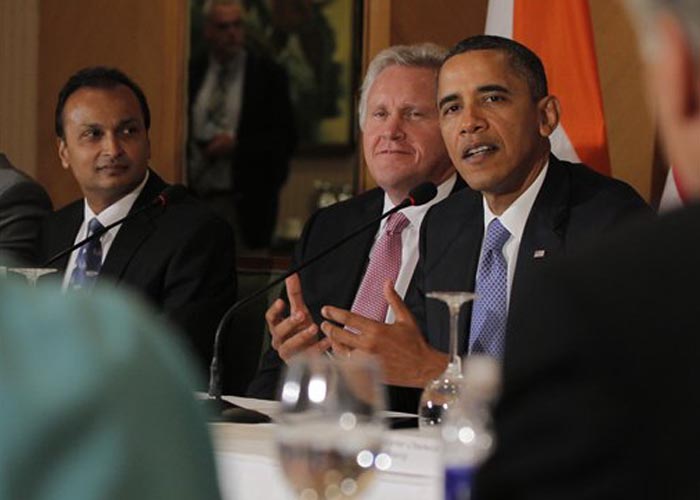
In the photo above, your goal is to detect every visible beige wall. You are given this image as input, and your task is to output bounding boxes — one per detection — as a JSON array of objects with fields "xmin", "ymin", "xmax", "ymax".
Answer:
[{"xmin": 0, "ymin": 0, "xmax": 39, "ymax": 176}]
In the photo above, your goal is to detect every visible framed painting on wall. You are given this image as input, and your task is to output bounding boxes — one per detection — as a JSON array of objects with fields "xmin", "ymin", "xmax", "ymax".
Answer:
[{"xmin": 190, "ymin": 0, "xmax": 361, "ymax": 154}]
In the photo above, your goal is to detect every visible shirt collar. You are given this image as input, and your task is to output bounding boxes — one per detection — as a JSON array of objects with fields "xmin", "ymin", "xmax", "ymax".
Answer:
[
  {"xmin": 381, "ymin": 173, "xmax": 457, "ymax": 230},
  {"xmin": 83, "ymin": 170, "xmax": 150, "ymax": 227},
  {"xmin": 482, "ymin": 160, "xmax": 549, "ymax": 240}
]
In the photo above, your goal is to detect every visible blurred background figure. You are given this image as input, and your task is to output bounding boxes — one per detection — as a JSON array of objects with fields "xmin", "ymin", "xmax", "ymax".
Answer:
[
  {"xmin": 188, "ymin": 0, "xmax": 297, "ymax": 253},
  {"xmin": 0, "ymin": 153, "xmax": 52, "ymax": 266},
  {"xmin": 0, "ymin": 280, "xmax": 221, "ymax": 500}
]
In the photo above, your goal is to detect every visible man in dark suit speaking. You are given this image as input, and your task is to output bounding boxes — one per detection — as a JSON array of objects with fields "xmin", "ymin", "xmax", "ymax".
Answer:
[
  {"xmin": 473, "ymin": 3, "xmax": 700, "ymax": 497},
  {"xmin": 320, "ymin": 36, "xmax": 649, "ymax": 411},
  {"xmin": 40, "ymin": 66, "xmax": 236, "ymax": 374}
]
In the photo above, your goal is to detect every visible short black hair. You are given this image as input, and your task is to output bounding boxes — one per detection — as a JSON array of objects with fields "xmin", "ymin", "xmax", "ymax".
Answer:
[
  {"xmin": 55, "ymin": 66, "xmax": 151, "ymax": 139},
  {"xmin": 443, "ymin": 35, "xmax": 548, "ymax": 101}
]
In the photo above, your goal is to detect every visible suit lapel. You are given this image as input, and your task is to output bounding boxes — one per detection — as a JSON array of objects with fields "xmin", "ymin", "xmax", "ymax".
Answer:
[
  {"xmin": 98, "ymin": 172, "xmax": 166, "ymax": 282},
  {"xmin": 422, "ymin": 188, "xmax": 483, "ymax": 353},
  {"xmin": 510, "ymin": 155, "xmax": 570, "ymax": 320},
  {"xmin": 49, "ymin": 202, "xmax": 84, "ymax": 272}
]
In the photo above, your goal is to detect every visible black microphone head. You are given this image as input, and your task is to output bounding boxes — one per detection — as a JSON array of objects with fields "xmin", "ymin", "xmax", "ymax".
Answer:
[
  {"xmin": 156, "ymin": 185, "xmax": 188, "ymax": 206},
  {"xmin": 407, "ymin": 182, "xmax": 438, "ymax": 206}
]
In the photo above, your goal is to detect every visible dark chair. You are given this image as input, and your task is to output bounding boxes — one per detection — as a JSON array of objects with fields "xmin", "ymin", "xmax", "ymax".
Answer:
[{"xmin": 220, "ymin": 256, "xmax": 287, "ymax": 396}]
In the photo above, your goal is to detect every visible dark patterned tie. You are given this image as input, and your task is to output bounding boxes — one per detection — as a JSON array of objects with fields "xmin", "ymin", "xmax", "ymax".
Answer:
[
  {"xmin": 206, "ymin": 63, "xmax": 232, "ymax": 129},
  {"xmin": 350, "ymin": 212, "xmax": 410, "ymax": 322},
  {"xmin": 469, "ymin": 218, "xmax": 510, "ymax": 358},
  {"xmin": 68, "ymin": 217, "xmax": 104, "ymax": 290}
]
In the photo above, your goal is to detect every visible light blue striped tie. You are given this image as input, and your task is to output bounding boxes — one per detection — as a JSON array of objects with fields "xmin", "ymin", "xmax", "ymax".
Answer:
[{"xmin": 469, "ymin": 218, "xmax": 510, "ymax": 358}]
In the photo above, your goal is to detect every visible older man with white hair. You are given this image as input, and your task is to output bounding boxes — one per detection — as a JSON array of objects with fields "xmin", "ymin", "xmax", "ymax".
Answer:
[
  {"xmin": 247, "ymin": 43, "xmax": 462, "ymax": 408},
  {"xmin": 473, "ymin": 1, "xmax": 700, "ymax": 498}
]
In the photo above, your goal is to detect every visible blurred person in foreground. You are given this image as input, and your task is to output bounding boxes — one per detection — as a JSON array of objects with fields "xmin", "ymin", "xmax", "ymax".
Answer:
[
  {"xmin": 320, "ymin": 36, "xmax": 649, "ymax": 413},
  {"xmin": 188, "ymin": 0, "xmax": 296, "ymax": 252},
  {"xmin": 39, "ymin": 66, "xmax": 236, "ymax": 375},
  {"xmin": 0, "ymin": 153, "xmax": 52, "ymax": 265},
  {"xmin": 0, "ymin": 279, "xmax": 221, "ymax": 500},
  {"xmin": 247, "ymin": 43, "xmax": 463, "ymax": 407},
  {"xmin": 473, "ymin": 2, "xmax": 700, "ymax": 498}
]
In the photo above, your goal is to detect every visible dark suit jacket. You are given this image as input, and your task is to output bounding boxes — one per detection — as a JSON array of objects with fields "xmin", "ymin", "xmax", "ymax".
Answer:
[
  {"xmin": 0, "ymin": 154, "xmax": 52, "ymax": 265},
  {"xmin": 247, "ymin": 178, "xmax": 466, "ymax": 406},
  {"xmin": 188, "ymin": 50, "xmax": 297, "ymax": 247},
  {"xmin": 39, "ymin": 171, "xmax": 237, "ymax": 374},
  {"xmin": 474, "ymin": 204, "xmax": 700, "ymax": 500},
  {"xmin": 400, "ymin": 156, "xmax": 651, "ymax": 411}
]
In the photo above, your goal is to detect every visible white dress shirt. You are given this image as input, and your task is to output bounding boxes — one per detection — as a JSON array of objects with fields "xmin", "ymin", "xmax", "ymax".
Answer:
[
  {"xmin": 190, "ymin": 52, "xmax": 247, "ymax": 193},
  {"xmin": 370, "ymin": 173, "xmax": 458, "ymax": 323},
  {"xmin": 62, "ymin": 172, "xmax": 150, "ymax": 290},
  {"xmin": 480, "ymin": 161, "xmax": 549, "ymax": 308}
]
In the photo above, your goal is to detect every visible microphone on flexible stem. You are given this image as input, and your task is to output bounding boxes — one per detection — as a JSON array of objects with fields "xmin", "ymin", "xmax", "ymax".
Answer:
[
  {"xmin": 202, "ymin": 181, "xmax": 438, "ymax": 422},
  {"xmin": 42, "ymin": 184, "xmax": 188, "ymax": 268}
]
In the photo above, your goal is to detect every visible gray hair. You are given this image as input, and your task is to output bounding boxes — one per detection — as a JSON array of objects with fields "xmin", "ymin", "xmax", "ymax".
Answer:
[
  {"xmin": 203, "ymin": 0, "xmax": 243, "ymax": 17},
  {"xmin": 358, "ymin": 43, "xmax": 447, "ymax": 130},
  {"xmin": 626, "ymin": 0, "xmax": 700, "ymax": 60}
]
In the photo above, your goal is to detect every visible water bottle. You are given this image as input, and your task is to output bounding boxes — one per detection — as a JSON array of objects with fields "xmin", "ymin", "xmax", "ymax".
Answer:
[{"xmin": 442, "ymin": 355, "xmax": 501, "ymax": 500}]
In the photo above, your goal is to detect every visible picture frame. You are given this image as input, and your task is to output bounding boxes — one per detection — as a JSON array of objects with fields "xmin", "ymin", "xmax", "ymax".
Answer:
[{"xmin": 190, "ymin": 0, "xmax": 362, "ymax": 155}]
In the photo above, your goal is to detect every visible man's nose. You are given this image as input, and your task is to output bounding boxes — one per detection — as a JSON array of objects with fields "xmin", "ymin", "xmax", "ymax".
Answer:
[
  {"xmin": 102, "ymin": 133, "xmax": 124, "ymax": 157},
  {"xmin": 381, "ymin": 114, "xmax": 405, "ymax": 140},
  {"xmin": 460, "ymin": 104, "xmax": 487, "ymax": 134}
]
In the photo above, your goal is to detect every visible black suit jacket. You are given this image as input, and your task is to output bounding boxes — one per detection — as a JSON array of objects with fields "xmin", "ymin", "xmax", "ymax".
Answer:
[
  {"xmin": 399, "ymin": 156, "xmax": 651, "ymax": 411},
  {"xmin": 188, "ymin": 50, "xmax": 296, "ymax": 246},
  {"xmin": 0, "ymin": 154, "xmax": 52, "ymax": 265},
  {"xmin": 247, "ymin": 178, "xmax": 466, "ymax": 405},
  {"xmin": 474, "ymin": 204, "xmax": 700, "ymax": 500},
  {"xmin": 39, "ymin": 171, "xmax": 237, "ymax": 374}
]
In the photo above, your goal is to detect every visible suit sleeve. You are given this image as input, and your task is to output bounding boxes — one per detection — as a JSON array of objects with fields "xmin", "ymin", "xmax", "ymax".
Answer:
[
  {"xmin": 0, "ymin": 180, "xmax": 52, "ymax": 265},
  {"xmin": 160, "ymin": 212, "xmax": 238, "ymax": 375}
]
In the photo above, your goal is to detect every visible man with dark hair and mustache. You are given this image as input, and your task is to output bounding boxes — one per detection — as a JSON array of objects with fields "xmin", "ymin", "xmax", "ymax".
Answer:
[
  {"xmin": 320, "ymin": 36, "xmax": 650, "ymax": 411},
  {"xmin": 40, "ymin": 66, "xmax": 236, "ymax": 377}
]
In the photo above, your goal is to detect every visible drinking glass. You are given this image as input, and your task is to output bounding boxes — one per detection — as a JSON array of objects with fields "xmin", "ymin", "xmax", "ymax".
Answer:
[
  {"xmin": 277, "ymin": 353, "xmax": 389, "ymax": 499},
  {"xmin": 418, "ymin": 291, "xmax": 476, "ymax": 429},
  {"xmin": 7, "ymin": 267, "xmax": 57, "ymax": 287}
]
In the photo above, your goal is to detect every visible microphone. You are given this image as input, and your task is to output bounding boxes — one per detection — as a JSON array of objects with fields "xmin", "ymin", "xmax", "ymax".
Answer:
[
  {"xmin": 203, "ymin": 182, "xmax": 438, "ymax": 421},
  {"xmin": 42, "ymin": 184, "xmax": 188, "ymax": 268}
]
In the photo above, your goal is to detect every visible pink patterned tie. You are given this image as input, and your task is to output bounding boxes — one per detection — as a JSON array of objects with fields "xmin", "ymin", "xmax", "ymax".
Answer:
[{"xmin": 350, "ymin": 212, "xmax": 410, "ymax": 322}]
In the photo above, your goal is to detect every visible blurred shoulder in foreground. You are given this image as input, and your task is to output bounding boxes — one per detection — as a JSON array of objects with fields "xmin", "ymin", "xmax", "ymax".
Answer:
[{"xmin": 0, "ymin": 281, "xmax": 221, "ymax": 500}]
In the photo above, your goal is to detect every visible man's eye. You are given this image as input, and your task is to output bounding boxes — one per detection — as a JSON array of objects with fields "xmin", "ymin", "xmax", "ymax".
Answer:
[
  {"xmin": 83, "ymin": 129, "xmax": 102, "ymax": 139},
  {"xmin": 372, "ymin": 110, "xmax": 387, "ymax": 119},
  {"xmin": 121, "ymin": 126, "xmax": 138, "ymax": 136},
  {"xmin": 484, "ymin": 95, "xmax": 505, "ymax": 103},
  {"xmin": 442, "ymin": 104, "xmax": 460, "ymax": 116},
  {"xmin": 408, "ymin": 110, "xmax": 424, "ymax": 119}
]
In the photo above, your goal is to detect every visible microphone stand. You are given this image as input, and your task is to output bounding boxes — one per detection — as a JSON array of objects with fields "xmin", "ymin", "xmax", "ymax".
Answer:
[
  {"xmin": 41, "ymin": 186, "xmax": 186, "ymax": 268},
  {"xmin": 201, "ymin": 199, "xmax": 418, "ymax": 422}
]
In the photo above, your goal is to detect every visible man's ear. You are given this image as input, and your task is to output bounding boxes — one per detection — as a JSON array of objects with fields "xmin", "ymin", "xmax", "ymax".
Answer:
[
  {"xmin": 57, "ymin": 138, "xmax": 70, "ymax": 170},
  {"xmin": 538, "ymin": 95, "xmax": 561, "ymax": 137}
]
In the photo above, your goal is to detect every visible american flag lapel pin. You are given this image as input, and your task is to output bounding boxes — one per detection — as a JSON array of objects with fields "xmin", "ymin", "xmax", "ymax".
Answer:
[{"xmin": 533, "ymin": 249, "xmax": 546, "ymax": 259}]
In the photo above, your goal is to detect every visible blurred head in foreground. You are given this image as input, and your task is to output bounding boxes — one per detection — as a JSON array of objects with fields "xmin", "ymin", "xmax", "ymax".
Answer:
[{"xmin": 0, "ymin": 282, "xmax": 221, "ymax": 500}]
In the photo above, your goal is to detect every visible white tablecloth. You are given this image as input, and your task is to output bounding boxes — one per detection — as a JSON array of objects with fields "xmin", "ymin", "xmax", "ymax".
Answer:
[{"xmin": 211, "ymin": 396, "xmax": 442, "ymax": 499}]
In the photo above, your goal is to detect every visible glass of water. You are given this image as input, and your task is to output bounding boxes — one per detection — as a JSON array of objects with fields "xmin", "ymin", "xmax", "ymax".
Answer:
[{"xmin": 277, "ymin": 353, "xmax": 389, "ymax": 499}]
